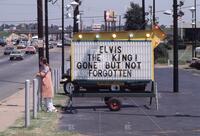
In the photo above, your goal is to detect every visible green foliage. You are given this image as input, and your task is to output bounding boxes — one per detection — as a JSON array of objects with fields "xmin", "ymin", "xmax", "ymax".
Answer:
[
  {"xmin": 154, "ymin": 43, "xmax": 169, "ymax": 63},
  {"xmin": 124, "ymin": 2, "xmax": 143, "ymax": 30},
  {"xmin": 0, "ymin": 31, "xmax": 10, "ymax": 37},
  {"xmin": 166, "ymin": 35, "xmax": 186, "ymax": 50},
  {"xmin": 156, "ymin": 57, "xmax": 168, "ymax": 64}
]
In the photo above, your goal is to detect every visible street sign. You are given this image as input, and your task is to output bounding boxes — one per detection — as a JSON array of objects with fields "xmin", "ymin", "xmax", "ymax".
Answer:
[
  {"xmin": 37, "ymin": 39, "xmax": 44, "ymax": 48},
  {"xmin": 104, "ymin": 10, "xmax": 117, "ymax": 22}
]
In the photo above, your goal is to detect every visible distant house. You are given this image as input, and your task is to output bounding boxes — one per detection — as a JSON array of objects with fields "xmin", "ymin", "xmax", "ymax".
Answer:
[
  {"xmin": 178, "ymin": 22, "xmax": 200, "ymax": 42},
  {"xmin": 6, "ymin": 33, "xmax": 20, "ymax": 43},
  {"xmin": 20, "ymin": 34, "xmax": 29, "ymax": 41}
]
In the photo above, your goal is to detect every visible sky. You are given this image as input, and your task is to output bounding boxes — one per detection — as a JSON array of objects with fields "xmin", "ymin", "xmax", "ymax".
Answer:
[{"xmin": 0, "ymin": 0, "xmax": 199, "ymax": 27}]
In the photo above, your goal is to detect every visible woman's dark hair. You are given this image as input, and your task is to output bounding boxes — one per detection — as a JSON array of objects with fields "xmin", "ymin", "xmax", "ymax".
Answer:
[
  {"xmin": 42, "ymin": 58, "xmax": 48, "ymax": 65},
  {"xmin": 41, "ymin": 57, "xmax": 51, "ymax": 71}
]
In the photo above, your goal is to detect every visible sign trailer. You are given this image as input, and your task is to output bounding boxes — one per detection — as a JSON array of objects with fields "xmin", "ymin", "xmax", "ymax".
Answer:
[{"xmin": 62, "ymin": 26, "xmax": 166, "ymax": 111}]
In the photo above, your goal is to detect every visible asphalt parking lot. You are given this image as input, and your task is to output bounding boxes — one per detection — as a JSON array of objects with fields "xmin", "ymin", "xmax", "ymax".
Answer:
[{"xmin": 58, "ymin": 68, "xmax": 200, "ymax": 136}]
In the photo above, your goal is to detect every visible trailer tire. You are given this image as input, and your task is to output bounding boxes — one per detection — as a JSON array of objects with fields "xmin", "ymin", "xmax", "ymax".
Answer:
[
  {"xmin": 64, "ymin": 81, "xmax": 79, "ymax": 95},
  {"xmin": 108, "ymin": 98, "xmax": 121, "ymax": 111}
]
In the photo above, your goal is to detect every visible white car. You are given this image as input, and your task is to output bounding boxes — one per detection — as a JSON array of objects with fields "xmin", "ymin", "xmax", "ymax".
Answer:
[
  {"xmin": 57, "ymin": 42, "xmax": 62, "ymax": 47},
  {"xmin": 195, "ymin": 47, "xmax": 200, "ymax": 58},
  {"xmin": 10, "ymin": 50, "xmax": 25, "ymax": 60}
]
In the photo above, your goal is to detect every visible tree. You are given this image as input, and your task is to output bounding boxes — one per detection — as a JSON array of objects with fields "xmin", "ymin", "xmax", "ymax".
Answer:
[{"xmin": 124, "ymin": 2, "xmax": 143, "ymax": 30}]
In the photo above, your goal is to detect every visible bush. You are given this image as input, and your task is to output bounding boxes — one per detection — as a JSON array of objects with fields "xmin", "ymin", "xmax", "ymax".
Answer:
[
  {"xmin": 154, "ymin": 43, "xmax": 169, "ymax": 64},
  {"xmin": 156, "ymin": 57, "xmax": 168, "ymax": 64}
]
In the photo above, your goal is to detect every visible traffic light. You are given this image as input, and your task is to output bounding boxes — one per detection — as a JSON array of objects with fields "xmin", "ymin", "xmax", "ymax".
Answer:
[
  {"xmin": 73, "ymin": 0, "xmax": 80, "ymax": 33},
  {"xmin": 178, "ymin": 10, "xmax": 184, "ymax": 17},
  {"xmin": 179, "ymin": 1, "xmax": 184, "ymax": 7}
]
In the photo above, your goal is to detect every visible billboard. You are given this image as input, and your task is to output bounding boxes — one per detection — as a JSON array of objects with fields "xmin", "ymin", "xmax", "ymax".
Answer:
[
  {"xmin": 72, "ymin": 41, "xmax": 152, "ymax": 81},
  {"xmin": 104, "ymin": 10, "xmax": 117, "ymax": 22}
]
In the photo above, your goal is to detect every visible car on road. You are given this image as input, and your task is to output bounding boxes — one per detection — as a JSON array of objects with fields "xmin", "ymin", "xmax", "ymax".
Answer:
[
  {"xmin": 57, "ymin": 42, "xmax": 62, "ymax": 47},
  {"xmin": 25, "ymin": 46, "xmax": 36, "ymax": 54},
  {"xmin": 0, "ymin": 39, "xmax": 6, "ymax": 47},
  {"xmin": 49, "ymin": 43, "xmax": 54, "ymax": 49},
  {"xmin": 4, "ymin": 46, "xmax": 15, "ymax": 55},
  {"xmin": 16, "ymin": 44, "xmax": 26, "ymax": 49},
  {"xmin": 65, "ymin": 38, "xmax": 72, "ymax": 46},
  {"xmin": 10, "ymin": 50, "xmax": 25, "ymax": 60}
]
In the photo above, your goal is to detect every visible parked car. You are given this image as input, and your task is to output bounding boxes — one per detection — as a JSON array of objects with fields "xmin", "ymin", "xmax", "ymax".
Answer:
[
  {"xmin": 10, "ymin": 50, "xmax": 25, "ymax": 60},
  {"xmin": 19, "ymin": 40, "xmax": 28, "ymax": 46},
  {"xmin": 57, "ymin": 42, "xmax": 62, "ymax": 47},
  {"xmin": 0, "ymin": 39, "xmax": 6, "ymax": 47},
  {"xmin": 65, "ymin": 38, "xmax": 72, "ymax": 46},
  {"xmin": 25, "ymin": 46, "xmax": 36, "ymax": 54},
  {"xmin": 12, "ymin": 39, "xmax": 19, "ymax": 45},
  {"xmin": 49, "ymin": 43, "xmax": 54, "ymax": 49},
  {"xmin": 4, "ymin": 46, "xmax": 14, "ymax": 55},
  {"xmin": 17, "ymin": 44, "xmax": 26, "ymax": 49}
]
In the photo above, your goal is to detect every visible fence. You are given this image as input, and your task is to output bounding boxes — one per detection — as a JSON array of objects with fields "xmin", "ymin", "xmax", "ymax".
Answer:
[{"xmin": 24, "ymin": 68, "xmax": 62, "ymax": 128}]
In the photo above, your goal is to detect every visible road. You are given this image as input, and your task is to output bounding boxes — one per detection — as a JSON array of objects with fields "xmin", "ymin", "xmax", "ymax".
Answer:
[
  {"xmin": 0, "ymin": 46, "xmax": 70, "ymax": 101},
  {"xmin": 59, "ymin": 68, "xmax": 200, "ymax": 136}
]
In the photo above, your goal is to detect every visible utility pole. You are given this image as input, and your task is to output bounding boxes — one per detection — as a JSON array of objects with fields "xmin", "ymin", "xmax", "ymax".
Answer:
[
  {"xmin": 45, "ymin": 0, "xmax": 49, "ymax": 64},
  {"xmin": 104, "ymin": 11, "xmax": 107, "ymax": 31},
  {"xmin": 190, "ymin": 6, "xmax": 195, "ymax": 58},
  {"xmin": 173, "ymin": 0, "xmax": 179, "ymax": 93},
  {"xmin": 149, "ymin": 6, "xmax": 153, "ymax": 28},
  {"xmin": 142, "ymin": 0, "xmax": 146, "ymax": 30},
  {"xmin": 61, "ymin": 0, "xmax": 65, "ymax": 76},
  {"xmin": 37, "ymin": 0, "xmax": 44, "ymax": 69},
  {"xmin": 79, "ymin": 11, "xmax": 84, "ymax": 31},
  {"xmin": 153, "ymin": 0, "xmax": 156, "ymax": 25},
  {"xmin": 73, "ymin": 0, "xmax": 79, "ymax": 33},
  {"xmin": 194, "ymin": 0, "xmax": 197, "ymax": 57},
  {"xmin": 119, "ymin": 15, "xmax": 121, "ymax": 31}
]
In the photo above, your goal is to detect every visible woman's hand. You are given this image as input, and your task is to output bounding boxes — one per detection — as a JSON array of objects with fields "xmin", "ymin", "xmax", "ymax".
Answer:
[{"xmin": 36, "ymin": 72, "xmax": 40, "ymax": 77}]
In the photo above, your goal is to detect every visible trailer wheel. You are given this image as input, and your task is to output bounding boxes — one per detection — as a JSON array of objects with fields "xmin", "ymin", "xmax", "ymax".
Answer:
[
  {"xmin": 108, "ymin": 98, "xmax": 121, "ymax": 111},
  {"xmin": 104, "ymin": 97, "xmax": 111, "ymax": 105},
  {"xmin": 64, "ymin": 81, "xmax": 78, "ymax": 95}
]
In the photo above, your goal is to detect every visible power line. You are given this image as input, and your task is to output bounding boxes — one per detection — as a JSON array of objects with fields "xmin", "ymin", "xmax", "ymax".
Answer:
[
  {"xmin": 156, "ymin": 4, "xmax": 200, "ymax": 13},
  {"xmin": 0, "ymin": 15, "xmax": 106, "ymax": 23},
  {"xmin": 0, "ymin": 3, "xmax": 36, "ymax": 6},
  {"xmin": 1, "ymin": 3, "xmax": 199, "ymax": 24}
]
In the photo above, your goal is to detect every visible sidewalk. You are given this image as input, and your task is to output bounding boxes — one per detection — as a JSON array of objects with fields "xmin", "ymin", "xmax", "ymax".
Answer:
[{"xmin": 0, "ymin": 87, "xmax": 33, "ymax": 132}]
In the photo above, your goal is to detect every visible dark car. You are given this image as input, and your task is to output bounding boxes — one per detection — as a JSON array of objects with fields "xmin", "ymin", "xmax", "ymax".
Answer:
[
  {"xmin": 4, "ymin": 46, "xmax": 15, "ymax": 55},
  {"xmin": 49, "ymin": 42, "xmax": 54, "ymax": 49},
  {"xmin": 0, "ymin": 39, "xmax": 6, "ymax": 47}
]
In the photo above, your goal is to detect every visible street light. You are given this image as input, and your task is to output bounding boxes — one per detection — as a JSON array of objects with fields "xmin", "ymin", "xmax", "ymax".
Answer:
[
  {"xmin": 70, "ymin": 1, "xmax": 79, "ymax": 9},
  {"xmin": 61, "ymin": 0, "xmax": 79, "ymax": 75},
  {"xmin": 163, "ymin": 0, "xmax": 184, "ymax": 93},
  {"xmin": 163, "ymin": 10, "xmax": 173, "ymax": 15}
]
